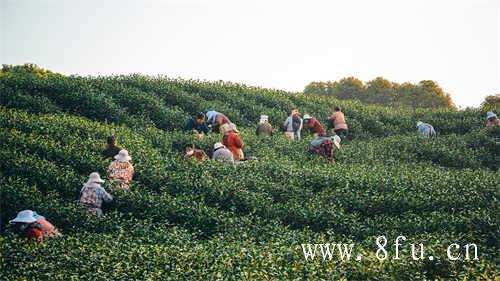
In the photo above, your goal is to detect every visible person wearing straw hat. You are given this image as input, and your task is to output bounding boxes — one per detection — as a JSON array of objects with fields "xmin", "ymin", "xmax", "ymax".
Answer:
[
  {"xmin": 212, "ymin": 142, "xmax": 234, "ymax": 165},
  {"xmin": 9, "ymin": 210, "xmax": 44, "ymax": 242},
  {"xmin": 206, "ymin": 110, "xmax": 232, "ymax": 133},
  {"xmin": 184, "ymin": 144, "xmax": 209, "ymax": 161},
  {"xmin": 416, "ymin": 121, "xmax": 436, "ymax": 138},
  {"xmin": 107, "ymin": 149, "xmax": 134, "ymax": 190},
  {"xmin": 486, "ymin": 111, "xmax": 500, "ymax": 127},
  {"xmin": 283, "ymin": 109, "xmax": 303, "ymax": 140},
  {"xmin": 308, "ymin": 135, "xmax": 342, "ymax": 162},
  {"xmin": 221, "ymin": 123, "xmax": 245, "ymax": 160},
  {"xmin": 303, "ymin": 114, "xmax": 326, "ymax": 138},
  {"xmin": 79, "ymin": 172, "xmax": 113, "ymax": 216},
  {"xmin": 256, "ymin": 115, "xmax": 273, "ymax": 137}
]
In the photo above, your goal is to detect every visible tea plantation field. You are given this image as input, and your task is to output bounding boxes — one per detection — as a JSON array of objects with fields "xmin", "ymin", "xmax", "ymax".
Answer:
[{"xmin": 0, "ymin": 70, "xmax": 499, "ymax": 280}]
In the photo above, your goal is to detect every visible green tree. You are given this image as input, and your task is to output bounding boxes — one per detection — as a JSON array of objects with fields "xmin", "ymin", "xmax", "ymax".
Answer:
[{"xmin": 480, "ymin": 94, "xmax": 500, "ymax": 112}]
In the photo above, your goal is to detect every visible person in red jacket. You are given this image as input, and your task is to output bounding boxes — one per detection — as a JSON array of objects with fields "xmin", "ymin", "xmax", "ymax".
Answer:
[
  {"xmin": 9, "ymin": 210, "xmax": 44, "ymax": 242},
  {"xmin": 221, "ymin": 123, "xmax": 245, "ymax": 160},
  {"xmin": 303, "ymin": 114, "xmax": 326, "ymax": 138}
]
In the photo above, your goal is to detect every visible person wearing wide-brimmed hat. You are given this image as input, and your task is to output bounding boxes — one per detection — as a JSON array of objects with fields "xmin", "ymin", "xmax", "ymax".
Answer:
[
  {"xmin": 206, "ymin": 110, "xmax": 232, "ymax": 133},
  {"xmin": 486, "ymin": 111, "xmax": 500, "ymax": 127},
  {"xmin": 303, "ymin": 114, "xmax": 326, "ymax": 138},
  {"xmin": 79, "ymin": 172, "xmax": 113, "ymax": 216},
  {"xmin": 283, "ymin": 109, "xmax": 303, "ymax": 140},
  {"xmin": 221, "ymin": 123, "xmax": 245, "ymax": 160},
  {"xmin": 107, "ymin": 149, "xmax": 134, "ymax": 190},
  {"xmin": 9, "ymin": 210, "xmax": 45, "ymax": 242},
  {"xmin": 256, "ymin": 115, "xmax": 273, "ymax": 137},
  {"xmin": 416, "ymin": 121, "xmax": 436, "ymax": 138},
  {"xmin": 308, "ymin": 135, "xmax": 342, "ymax": 162},
  {"xmin": 212, "ymin": 142, "xmax": 234, "ymax": 165}
]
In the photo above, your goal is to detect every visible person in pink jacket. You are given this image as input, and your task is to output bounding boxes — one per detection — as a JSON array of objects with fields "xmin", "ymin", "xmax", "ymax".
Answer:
[{"xmin": 328, "ymin": 106, "xmax": 348, "ymax": 139}]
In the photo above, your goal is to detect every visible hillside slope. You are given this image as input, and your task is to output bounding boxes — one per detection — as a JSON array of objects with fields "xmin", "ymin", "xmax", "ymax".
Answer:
[{"xmin": 0, "ymin": 69, "xmax": 499, "ymax": 280}]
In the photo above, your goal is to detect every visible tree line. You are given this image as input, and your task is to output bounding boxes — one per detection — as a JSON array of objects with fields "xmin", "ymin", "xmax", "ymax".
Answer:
[{"xmin": 304, "ymin": 77, "xmax": 456, "ymax": 110}]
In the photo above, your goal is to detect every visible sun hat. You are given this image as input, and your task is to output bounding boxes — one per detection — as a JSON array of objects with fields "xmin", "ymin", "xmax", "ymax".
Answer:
[
  {"xmin": 87, "ymin": 172, "xmax": 105, "ymax": 184},
  {"xmin": 214, "ymin": 142, "xmax": 225, "ymax": 150},
  {"xmin": 229, "ymin": 123, "xmax": 239, "ymax": 133},
  {"xmin": 332, "ymin": 135, "xmax": 341, "ymax": 149},
  {"xmin": 259, "ymin": 115, "xmax": 269, "ymax": 123},
  {"xmin": 114, "ymin": 149, "xmax": 132, "ymax": 162},
  {"xmin": 9, "ymin": 210, "xmax": 37, "ymax": 224},
  {"xmin": 486, "ymin": 112, "xmax": 497, "ymax": 119},
  {"xmin": 220, "ymin": 123, "xmax": 231, "ymax": 134},
  {"xmin": 416, "ymin": 121, "xmax": 423, "ymax": 127},
  {"xmin": 206, "ymin": 111, "xmax": 217, "ymax": 121},
  {"xmin": 32, "ymin": 211, "xmax": 45, "ymax": 220},
  {"xmin": 303, "ymin": 114, "xmax": 312, "ymax": 120}
]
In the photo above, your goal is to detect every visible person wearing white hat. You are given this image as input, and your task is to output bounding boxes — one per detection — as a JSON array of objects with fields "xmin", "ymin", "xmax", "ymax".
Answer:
[
  {"xmin": 256, "ymin": 115, "xmax": 273, "ymax": 137},
  {"xmin": 486, "ymin": 112, "xmax": 500, "ymax": 127},
  {"xmin": 9, "ymin": 210, "xmax": 44, "ymax": 242},
  {"xmin": 107, "ymin": 149, "xmax": 134, "ymax": 190},
  {"xmin": 212, "ymin": 142, "xmax": 235, "ymax": 165},
  {"xmin": 303, "ymin": 114, "xmax": 326, "ymax": 138},
  {"xmin": 79, "ymin": 172, "xmax": 113, "ymax": 216},
  {"xmin": 416, "ymin": 121, "xmax": 436, "ymax": 138},
  {"xmin": 308, "ymin": 135, "xmax": 341, "ymax": 162}
]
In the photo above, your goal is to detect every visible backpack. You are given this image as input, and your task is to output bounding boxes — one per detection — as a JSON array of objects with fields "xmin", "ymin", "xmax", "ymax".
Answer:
[{"xmin": 292, "ymin": 116, "xmax": 302, "ymax": 131}]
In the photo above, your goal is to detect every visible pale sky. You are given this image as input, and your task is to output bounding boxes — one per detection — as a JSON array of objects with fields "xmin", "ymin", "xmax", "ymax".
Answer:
[{"xmin": 1, "ymin": 0, "xmax": 499, "ymax": 107}]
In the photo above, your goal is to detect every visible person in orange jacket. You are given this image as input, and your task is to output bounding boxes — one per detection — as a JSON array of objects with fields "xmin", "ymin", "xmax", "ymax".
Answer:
[{"xmin": 221, "ymin": 123, "xmax": 245, "ymax": 160}]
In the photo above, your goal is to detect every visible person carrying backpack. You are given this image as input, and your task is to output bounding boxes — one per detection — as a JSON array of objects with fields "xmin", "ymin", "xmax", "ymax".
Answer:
[
  {"xmin": 283, "ymin": 109, "xmax": 303, "ymax": 140},
  {"xmin": 308, "ymin": 135, "xmax": 341, "ymax": 162}
]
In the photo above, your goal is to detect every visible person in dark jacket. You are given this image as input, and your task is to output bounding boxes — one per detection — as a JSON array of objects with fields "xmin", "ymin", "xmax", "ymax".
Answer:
[
  {"xmin": 102, "ymin": 136, "xmax": 122, "ymax": 160},
  {"xmin": 256, "ymin": 115, "xmax": 273, "ymax": 137},
  {"xmin": 184, "ymin": 113, "xmax": 209, "ymax": 135}
]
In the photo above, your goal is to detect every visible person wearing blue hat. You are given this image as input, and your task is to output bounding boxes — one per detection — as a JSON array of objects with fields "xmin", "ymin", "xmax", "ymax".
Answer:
[
  {"xmin": 486, "ymin": 112, "xmax": 499, "ymax": 127},
  {"xmin": 206, "ymin": 110, "xmax": 232, "ymax": 133}
]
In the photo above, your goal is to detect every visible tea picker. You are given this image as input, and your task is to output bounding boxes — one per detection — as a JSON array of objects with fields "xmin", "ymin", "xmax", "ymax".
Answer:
[
  {"xmin": 486, "ymin": 112, "xmax": 500, "ymax": 127},
  {"xmin": 206, "ymin": 110, "xmax": 232, "ymax": 133},
  {"xmin": 183, "ymin": 112, "xmax": 209, "ymax": 138},
  {"xmin": 283, "ymin": 109, "xmax": 303, "ymax": 140},
  {"xmin": 308, "ymin": 135, "xmax": 341, "ymax": 163},
  {"xmin": 256, "ymin": 115, "xmax": 273, "ymax": 137},
  {"xmin": 416, "ymin": 121, "xmax": 436, "ymax": 138},
  {"xmin": 79, "ymin": 172, "xmax": 113, "ymax": 216},
  {"xmin": 303, "ymin": 114, "xmax": 326, "ymax": 138}
]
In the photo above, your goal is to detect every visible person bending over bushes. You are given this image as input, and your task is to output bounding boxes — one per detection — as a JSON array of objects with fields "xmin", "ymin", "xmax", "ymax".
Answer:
[
  {"xmin": 107, "ymin": 149, "xmax": 134, "ymax": 190},
  {"xmin": 9, "ymin": 210, "xmax": 61, "ymax": 242},
  {"xmin": 79, "ymin": 172, "xmax": 113, "ymax": 216}
]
